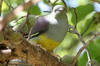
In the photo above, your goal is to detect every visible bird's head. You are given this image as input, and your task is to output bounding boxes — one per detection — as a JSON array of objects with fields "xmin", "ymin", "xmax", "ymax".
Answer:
[{"xmin": 52, "ymin": 5, "xmax": 65, "ymax": 15}]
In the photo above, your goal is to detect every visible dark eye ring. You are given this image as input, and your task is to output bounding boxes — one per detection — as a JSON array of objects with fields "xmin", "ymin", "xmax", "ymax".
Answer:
[{"xmin": 55, "ymin": 8, "xmax": 65, "ymax": 12}]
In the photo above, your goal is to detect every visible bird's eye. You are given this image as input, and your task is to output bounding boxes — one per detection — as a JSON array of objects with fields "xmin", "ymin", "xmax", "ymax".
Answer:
[{"xmin": 55, "ymin": 8, "xmax": 64, "ymax": 13}]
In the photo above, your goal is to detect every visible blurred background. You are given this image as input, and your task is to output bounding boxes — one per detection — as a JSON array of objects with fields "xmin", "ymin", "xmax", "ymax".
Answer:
[{"xmin": 1, "ymin": 0, "xmax": 100, "ymax": 66}]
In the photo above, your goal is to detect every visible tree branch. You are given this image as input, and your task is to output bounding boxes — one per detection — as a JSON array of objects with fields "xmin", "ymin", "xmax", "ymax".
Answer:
[
  {"xmin": 62, "ymin": 0, "xmax": 67, "ymax": 12},
  {"xmin": 53, "ymin": 0, "xmax": 59, "ymax": 6},
  {"xmin": 0, "ymin": 27, "xmax": 71, "ymax": 66},
  {"xmin": 3, "ymin": 0, "xmax": 14, "ymax": 10},
  {"xmin": 72, "ymin": 32, "xmax": 100, "ymax": 66},
  {"xmin": 48, "ymin": 0, "xmax": 53, "ymax": 10},
  {"xmin": 69, "ymin": 25, "xmax": 92, "ymax": 66},
  {"xmin": 73, "ymin": 8, "xmax": 78, "ymax": 29}
]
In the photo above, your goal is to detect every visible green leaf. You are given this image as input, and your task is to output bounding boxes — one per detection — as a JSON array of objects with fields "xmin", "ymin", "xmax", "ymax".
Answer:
[
  {"xmin": 71, "ymin": 4, "xmax": 94, "ymax": 25},
  {"xmin": 89, "ymin": 37, "xmax": 100, "ymax": 61},
  {"xmin": 80, "ymin": 18, "xmax": 97, "ymax": 35},
  {"xmin": 29, "ymin": 5, "xmax": 41, "ymax": 15},
  {"xmin": 79, "ymin": 40, "xmax": 100, "ymax": 66},
  {"xmin": 79, "ymin": 52, "xmax": 88, "ymax": 66}
]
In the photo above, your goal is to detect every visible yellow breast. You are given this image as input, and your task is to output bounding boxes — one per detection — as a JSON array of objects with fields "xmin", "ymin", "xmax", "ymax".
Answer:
[{"xmin": 33, "ymin": 34, "xmax": 60, "ymax": 51}]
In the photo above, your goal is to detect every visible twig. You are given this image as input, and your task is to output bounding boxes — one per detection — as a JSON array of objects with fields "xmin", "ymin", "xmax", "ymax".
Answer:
[
  {"xmin": 15, "ymin": 16, "xmax": 26, "ymax": 23},
  {"xmin": 0, "ymin": 0, "xmax": 41, "ymax": 32},
  {"xmin": 62, "ymin": 0, "xmax": 67, "ymax": 12},
  {"xmin": 72, "ymin": 44, "xmax": 87, "ymax": 66},
  {"xmin": 27, "ymin": 28, "xmax": 33, "ymax": 40},
  {"xmin": 69, "ymin": 25, "xmax": 92, "ymax": 66},
  {"xmin": 73, "ymin": 8, "xmax": 78, "ymax": 29},
  {"xmin": 4, "ymin": 0, "xmax": 14, "ymax": 10},
  {"xmin": 87, "ymin": 32, "xmax": 100, "ymax": 44},
  {"xmin": 43, "ymin": 11, "xmax": 51, "ymax": 13},
  {"xmin": 0, "ymin": 0, "xmax": 3, "ymax": 17},
  {"xmin": 19, "ymin": 9, "xmax": 30, "ymax": 35},
  {"xmin": 25, "ymin": 9, "xmax": 32, "ymax": 40},
  {"xmin": 72, "ymin": 32, "xmax": 100, "ymax": 66},
  {"xmin": 93, "ymin": 0, "xmax": 100, "ymax": 3},
  {"xmin": 15, "ymin": 9, "xmax": 30, "ymax": 35},
  {"xmin": 53, "ymin": 0, "xmax": 59, "ymax": 6},
  {"xmin": 48, "ymin": 0, "xmax": 53, "ymax": 10},
  {"xmin": 81, "ymin": 17, "xmax": 96, "ymax": 36},
  {"xmin": 25, "ymin": 8, "xmax": 30, "ymax": 27}
]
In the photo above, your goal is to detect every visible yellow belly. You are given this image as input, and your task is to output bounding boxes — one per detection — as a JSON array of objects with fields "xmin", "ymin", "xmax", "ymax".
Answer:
[{"xmin": 33, "ymin": 34, "xmax": 60, "ymax": 51}]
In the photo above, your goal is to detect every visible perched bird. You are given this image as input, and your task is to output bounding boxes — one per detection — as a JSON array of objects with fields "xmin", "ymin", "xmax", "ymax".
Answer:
[
  {"xmin": 13, "ymin": 5, "xmax": 69, "ymax": 51},
  {"xmin": 30, "ymin": 5, "xmax": 69, "ymax": 51}
]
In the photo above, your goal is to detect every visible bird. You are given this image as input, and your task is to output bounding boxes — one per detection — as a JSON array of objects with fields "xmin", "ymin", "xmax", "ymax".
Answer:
[
  {"xmin": 29, "ymin": 5, "xmax": 69, "ymax": 51},
  {"xmin": 13, "ymin": 5, "xmax": 69, "ymax": 51}
]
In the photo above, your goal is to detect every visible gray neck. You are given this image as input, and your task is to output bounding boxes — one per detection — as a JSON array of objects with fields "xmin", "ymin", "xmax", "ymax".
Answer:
[{"xmin": 45, "ymin": 12, "xmax": 69, "ymax": 42}]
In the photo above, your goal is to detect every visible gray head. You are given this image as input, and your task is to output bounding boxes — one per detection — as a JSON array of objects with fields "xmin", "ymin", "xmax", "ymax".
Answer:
[{"xmin": 52, "ymin": 5, "xmax": 65, "ymax": 14}]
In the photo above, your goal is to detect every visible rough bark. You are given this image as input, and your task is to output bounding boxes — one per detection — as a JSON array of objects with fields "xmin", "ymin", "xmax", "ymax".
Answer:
[{"xmin": 0, "ymin": 27, "xmax": 71, "ymax": 66}]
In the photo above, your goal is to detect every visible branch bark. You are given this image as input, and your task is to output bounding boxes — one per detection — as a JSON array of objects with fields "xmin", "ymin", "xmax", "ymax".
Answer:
[
  {"xmin": 69, "ymin": 25, "xmax": 92, "ymax": 66},
  {"xmin": 0, "ymin": 27, "xmax": 71, "ymax": 66},
  {"xmin": 72, "ymin": 32, "xmax": 100, "ymax": 66}
]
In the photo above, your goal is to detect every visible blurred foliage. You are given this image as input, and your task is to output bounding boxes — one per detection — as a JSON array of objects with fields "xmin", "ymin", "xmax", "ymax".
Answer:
[
  {"xmin": 29, "ymin": 5, "xmax": 41, "ymax": 15},
  {"xmin": 1, "ymin": 0, "xmax": 100, "ymax": 66},
  {"xmin": 71, "ymin": 4, "xmax": 94, "ymax": 25},
  {"xmin": 79, "ymin": 37, "xmax": 100, "ymax": 66}
]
